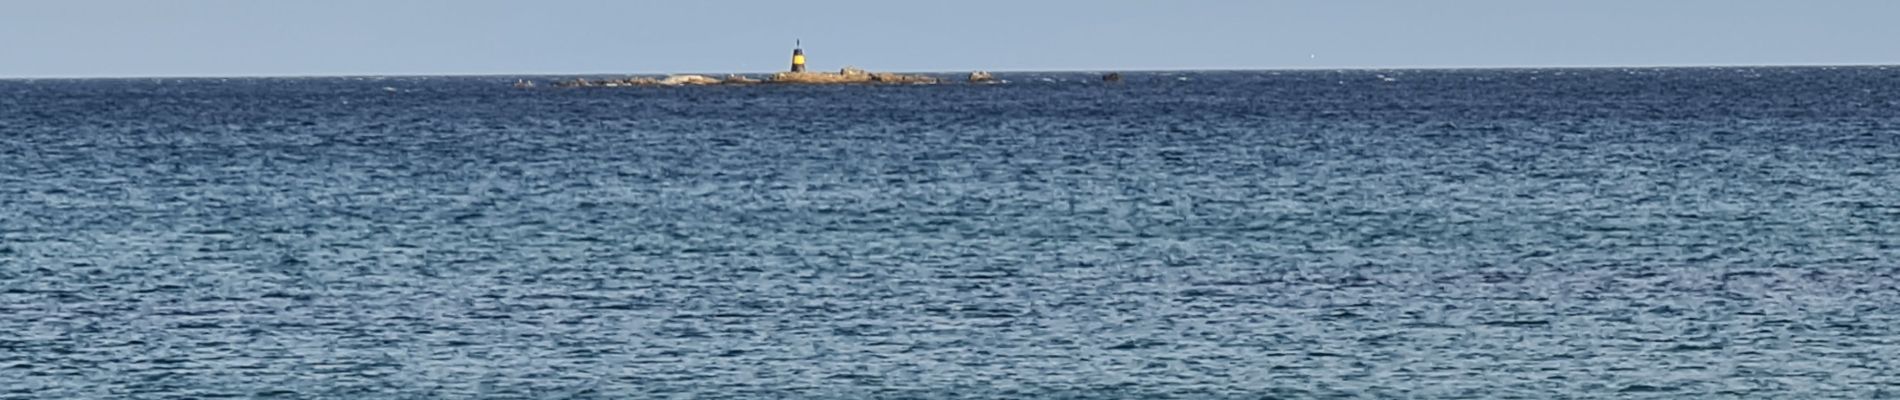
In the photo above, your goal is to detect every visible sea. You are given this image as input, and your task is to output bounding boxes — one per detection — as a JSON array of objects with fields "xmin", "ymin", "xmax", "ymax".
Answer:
[{"xmin": 2, "ymin": 68, "xmax": 1898, "ymax": 399}]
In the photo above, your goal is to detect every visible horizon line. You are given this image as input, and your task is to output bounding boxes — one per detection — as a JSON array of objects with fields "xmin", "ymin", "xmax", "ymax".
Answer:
[{"xmin": 3, "ymin": 62, "xmax": 1896, "ymax": 80}]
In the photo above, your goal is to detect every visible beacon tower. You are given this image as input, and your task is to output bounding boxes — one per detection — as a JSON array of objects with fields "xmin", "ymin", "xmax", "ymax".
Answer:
[{"xmin": 791, "ymin": 40, "xmax": 806, "ymax": 73}]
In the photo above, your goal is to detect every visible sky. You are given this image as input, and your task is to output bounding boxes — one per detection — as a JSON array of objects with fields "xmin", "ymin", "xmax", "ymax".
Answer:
[{"xmin": 1, "ymin": 0, "xmax": 1897, "ymax": 78}]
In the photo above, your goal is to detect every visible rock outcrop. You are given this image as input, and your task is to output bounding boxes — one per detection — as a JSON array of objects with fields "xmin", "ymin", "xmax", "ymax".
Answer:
[
  {"xmin": 768, "ymin": 71, "xmax": 863, "ymax": 84},
  {"xmin": 659, "ymin": 75, "xmax": 721, "ymax": 85},
  {"xmin": 767, "ymin": 66, "xmax": 937, "ymax": 84},
  {"xmin": 601, "ymin": 77, "xmax": 658, "ymax": 87},
  {"xmin": 554, "ymin": 77, "xmax": 660, "ymax": 88},
  {"xmin": 871, "ymin": 72, "xmax": 938, "ymax": 84},
  {"xmin": 553, "ymin": 78, "xmax": 594, "ymax": 88},
  {"xmin": 534, "ymin": 68, "xmax": 977, "ymax": 88}
]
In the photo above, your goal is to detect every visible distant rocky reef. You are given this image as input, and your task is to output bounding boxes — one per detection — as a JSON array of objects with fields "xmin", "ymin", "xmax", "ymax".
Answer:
[
  {"xmin": 528, "ymin": 68, "xmax": 1004, "ymax": 88},
  {"xmin": 768, "ymin": 67, "xmax": 938, "ymax": 84}
]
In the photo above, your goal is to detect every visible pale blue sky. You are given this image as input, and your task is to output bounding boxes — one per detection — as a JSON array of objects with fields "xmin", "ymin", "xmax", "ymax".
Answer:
[{"xmin": 1, "ymin": 0, "xmax": 1896, "ymax": 78}]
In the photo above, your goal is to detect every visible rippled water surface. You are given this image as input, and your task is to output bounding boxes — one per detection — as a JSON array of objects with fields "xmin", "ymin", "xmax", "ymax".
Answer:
[{"xmin": 4, "ymin": 69, "xmax": 1900, "ymax": 398}]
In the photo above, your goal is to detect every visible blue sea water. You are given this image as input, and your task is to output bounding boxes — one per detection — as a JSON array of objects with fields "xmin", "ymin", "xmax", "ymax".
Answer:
[{"xmin": 2, "ymin": 68, "xmax": 1899, "ymax": 398}]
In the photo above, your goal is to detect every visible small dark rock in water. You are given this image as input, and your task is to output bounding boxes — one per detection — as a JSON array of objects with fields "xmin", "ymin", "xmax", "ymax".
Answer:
[
  {"xmin": 1103, "ymin": 72, "xmax": 1123, "ymax": 82},
  {"xmin": 1618, "ymin": 384, "xmax": 1676, "ymax": 393}
]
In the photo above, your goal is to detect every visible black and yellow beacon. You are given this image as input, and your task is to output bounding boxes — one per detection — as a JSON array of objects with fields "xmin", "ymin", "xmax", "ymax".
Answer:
[{"xmin": 791, "ymin": 40, "xmax": 807, "ymax": 73}]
